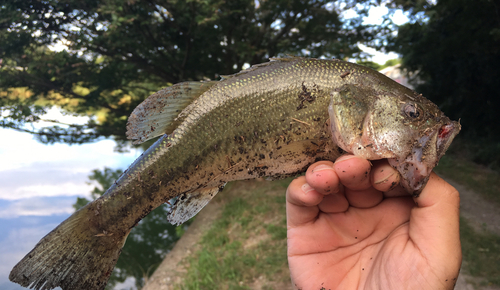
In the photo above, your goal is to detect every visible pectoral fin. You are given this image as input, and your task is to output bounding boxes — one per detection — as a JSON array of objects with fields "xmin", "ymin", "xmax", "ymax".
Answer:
[
  {"xmin": 126, "ymin": 81, "xmax": 217, "ymax": 144},
  {"xmin": 167, "ymin": 185, "xmax": 224, "ymax": 225}
]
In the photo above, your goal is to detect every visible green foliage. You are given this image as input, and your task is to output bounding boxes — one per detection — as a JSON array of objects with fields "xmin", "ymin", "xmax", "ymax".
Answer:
[
  {"xmin": 72, "ymin": 197, "xmax": 91, "ymax": 211},
  {"xmin": 356, "ymin": 58, "xmax": 401, "ymax": 71},
  {"xmin": 73, "ymin": 167, "xmax": 123, "ymax": 210},
  {"xmin": 0, "ymin": 0, "xmax": 391, "ymax": 144},
  {"xmin": 73, "ymin": 167, "xmax": 185, "ymax": 289},
  {"xmin": 382, "ymin": 58, "xmax": 400, "ymax": 68},
  {"xmin": 391, "ymin": 0, "xmax": 500, "ymax": 141},
  {"xmin": 356, "ymin": 60, "xmax": 382, "ymax": 71},
  {"xmin": 459, "ymin": 217, "xmax": 500, "ymax": 286}
]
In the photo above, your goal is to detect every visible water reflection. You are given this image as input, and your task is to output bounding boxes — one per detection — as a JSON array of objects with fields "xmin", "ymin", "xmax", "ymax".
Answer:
[{"xmin": 0, "ymin": 214, "xmax": 68, "ymax": 290}]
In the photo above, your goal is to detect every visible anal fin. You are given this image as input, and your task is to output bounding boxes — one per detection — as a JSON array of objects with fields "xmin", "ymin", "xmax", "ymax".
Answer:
[{"xmin": 167, "ymin": 185, "xmax": 224, "ymax": 226}]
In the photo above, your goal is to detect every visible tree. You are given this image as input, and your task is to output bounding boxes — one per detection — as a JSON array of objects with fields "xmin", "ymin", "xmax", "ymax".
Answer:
[
  {"xmin": 391, "ymin": 0, "xmax": 500, "ymax": 140},
  {"xmin": 0, "ymin": 0, "xmax": 389, "ymax": 145}
]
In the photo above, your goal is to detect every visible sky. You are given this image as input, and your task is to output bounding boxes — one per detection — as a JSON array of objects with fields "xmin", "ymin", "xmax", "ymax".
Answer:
[
  {"xmin": 0, "ymin": 4, "xmax": 410, "ymax": 289},
  {"xmin": 0, "ymin": 110, "xmax": 139, "ymax": 207}
]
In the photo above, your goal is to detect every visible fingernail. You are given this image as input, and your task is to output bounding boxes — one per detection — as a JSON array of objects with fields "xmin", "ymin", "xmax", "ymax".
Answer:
[
  {"xmin": 302, "ymin": 183, "xmax": 315, "ymax": 193},
  {"xmin": 312, "ymin": 164, "xmax": 334, "ymax": 173},
  {"xmin": 334, "ymin": 155, "xmax": 360, "ymax": 164},
  {"xmin": 374, "ymin": 171, "xmax": 398, "ymax": 184}
]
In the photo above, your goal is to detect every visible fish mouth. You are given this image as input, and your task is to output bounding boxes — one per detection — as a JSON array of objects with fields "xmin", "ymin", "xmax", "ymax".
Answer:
[
  {"xmin": 389, "ymin": 121, "xmax": 461, "ymax": 196},
  {"xmin": 436, "ymin": 122, "xmax": 460, "ymax": 159}
]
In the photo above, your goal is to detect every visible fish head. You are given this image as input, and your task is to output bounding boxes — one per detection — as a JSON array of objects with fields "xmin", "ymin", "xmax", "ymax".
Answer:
[{"xmin": 329, "ymin": 84, "xmax": 460, "ymax": 195}]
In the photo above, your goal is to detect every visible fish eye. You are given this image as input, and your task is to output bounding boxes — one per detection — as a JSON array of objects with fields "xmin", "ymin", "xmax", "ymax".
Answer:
[{"xmin": 404, "ymin": 103, "xmax": 421, "ymax": 119}]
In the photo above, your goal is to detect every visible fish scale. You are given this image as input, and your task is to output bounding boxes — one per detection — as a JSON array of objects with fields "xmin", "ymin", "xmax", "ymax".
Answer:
[
  {"xmin": 9, "ymin": 57, "xmax": 460, "ymax": 290},
  {"xmin": 94, "ymin": 58, "xmax": 399, "ymax": 230}
]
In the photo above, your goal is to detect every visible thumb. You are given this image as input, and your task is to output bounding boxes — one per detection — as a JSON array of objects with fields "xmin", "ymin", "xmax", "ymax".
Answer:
[{"xmin": 409, "ymin": 172, "xmax": 462, "ymax": 277}]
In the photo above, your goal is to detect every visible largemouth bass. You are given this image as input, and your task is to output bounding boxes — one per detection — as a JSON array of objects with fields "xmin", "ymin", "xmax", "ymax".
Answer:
[{"xmin": 10, "ymin": 57, "xmax": 460, "ymax": 290}]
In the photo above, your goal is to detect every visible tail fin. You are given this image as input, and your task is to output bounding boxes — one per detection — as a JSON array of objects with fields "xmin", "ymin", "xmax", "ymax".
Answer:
[{"xmin": 9, "ymin": 206, "xmax": 129, "ymax": 290}]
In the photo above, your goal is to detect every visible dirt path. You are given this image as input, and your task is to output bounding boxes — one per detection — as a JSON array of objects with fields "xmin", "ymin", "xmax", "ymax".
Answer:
[
  {"xmin": 446, "ymin": 177, "xmax": 500, "ymax": 236},
  {"xmin": 142, "ymin": 176, "xmax": 500, "ymax": 290}
]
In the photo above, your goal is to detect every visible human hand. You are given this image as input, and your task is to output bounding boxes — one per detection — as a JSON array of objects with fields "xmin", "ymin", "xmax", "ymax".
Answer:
[{"xmin": 286, "ymin": 154, "xmax": 461, "ymax": 290}]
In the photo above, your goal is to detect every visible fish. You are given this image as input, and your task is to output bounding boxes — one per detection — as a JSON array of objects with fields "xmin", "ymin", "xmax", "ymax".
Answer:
[{"xmin": 9, "ymin": 57, "xmax": 460, "ymax": 290}]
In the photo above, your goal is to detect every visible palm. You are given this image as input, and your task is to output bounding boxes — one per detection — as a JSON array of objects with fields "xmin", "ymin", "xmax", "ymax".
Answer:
[{"xmin": 286, "ymin": 156, "xmax": 462, "ymax": 290}]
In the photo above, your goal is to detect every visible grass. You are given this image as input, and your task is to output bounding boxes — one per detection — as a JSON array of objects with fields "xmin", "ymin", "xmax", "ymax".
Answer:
[
  {"xmin": 177, "ymin": 178, "xmax": 292, "ymax": 290},
  {"xmin": 460, "ymin": 216, "xmax": 500, "ymax": 286},
  {"xmin": 434, "ymin": 154, "xmax": 500, "ymax": 206}
]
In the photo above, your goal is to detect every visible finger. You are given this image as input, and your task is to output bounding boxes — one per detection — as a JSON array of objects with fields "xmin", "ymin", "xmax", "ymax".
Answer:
[
  {"xmin": 317, "ymin": 190, "xmax": 349, "ymax": 214},
  {"xmin": 304, "ymin": 161, "xmax": 349, "ymax": 213},
  {"xmin": 409, "ymin": 172, "xmax": 462, "ymax": 278},
  {"xmin": 383, "ymin": 185, "xmax": 409, "ymax": 198},
  {"xmin": 305, "ymin": 161, "xmax": 340, "ymax": 195},
  {"xmin": 333, "ymin": 155, "xmax": 372, "ymax": 191},
  {"xmin": 287, "ymin": 176, "xmax": 324, "ymax": 207},
  {"xmin": 371, "ymin": 160, "xmax": 401, "ymax": 192},
  {"xmin": 344, "ymin": 187, "xmax": 383, "ymax": 208},
  {"xmin": 286, "ymin": 176, "xmax": 322, "ymax": 227},
  {"xmin": 370, "ymin": 159, "xmax": 409, "ymax": 198}
]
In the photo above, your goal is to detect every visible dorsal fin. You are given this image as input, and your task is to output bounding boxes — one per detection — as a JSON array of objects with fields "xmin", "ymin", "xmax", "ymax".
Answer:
[
  {"xmin": 219, "ymin": 56, "xmax": 302, "ymax": 80},
  {"xmin": 126, "ymin": 81, "xmax": 217, "ymax": 144},
  {"xmin": 269, "ymin": 54, "xmax": 305, "ymax": 61}
]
